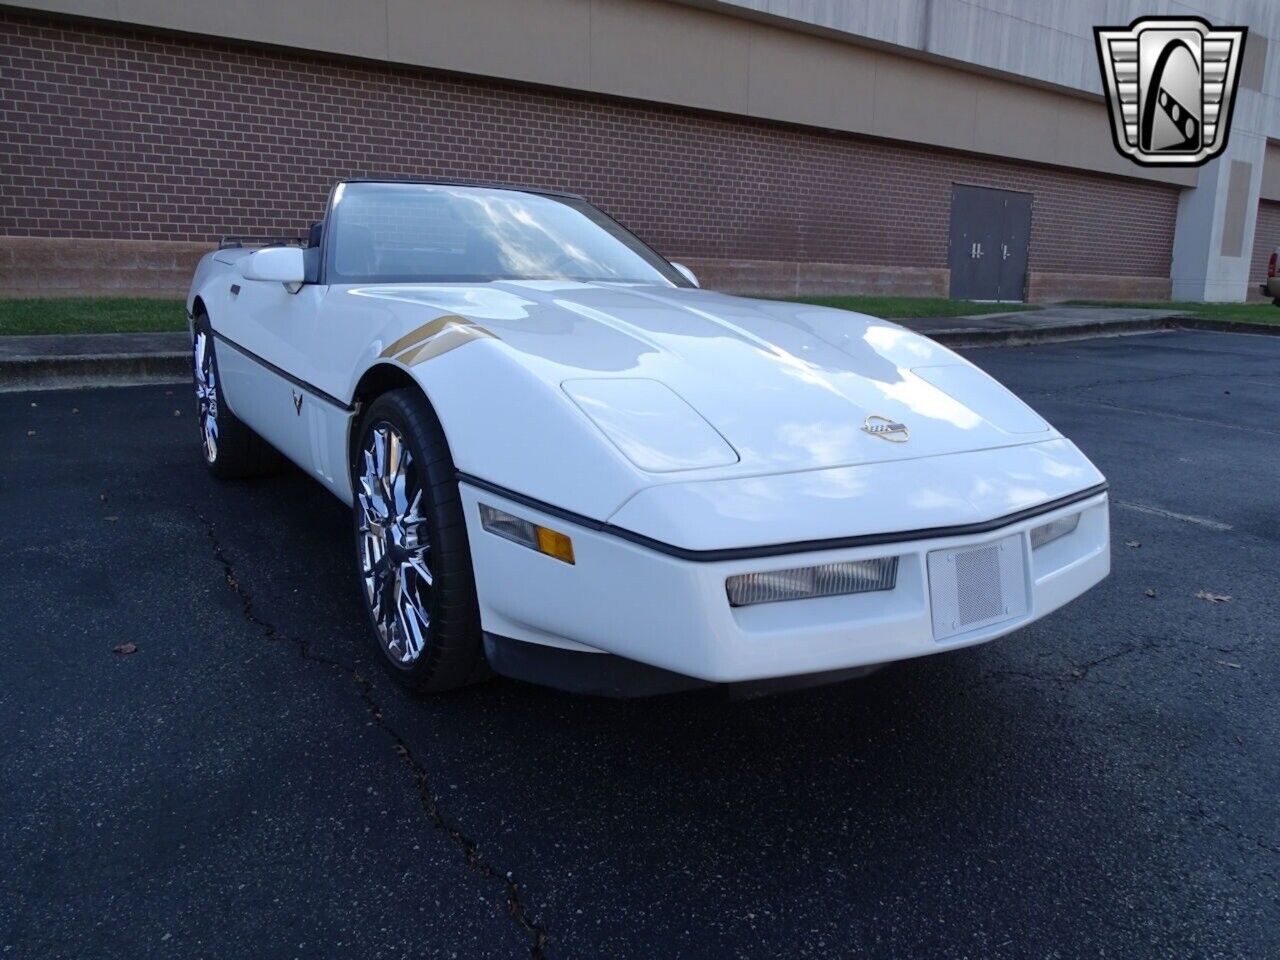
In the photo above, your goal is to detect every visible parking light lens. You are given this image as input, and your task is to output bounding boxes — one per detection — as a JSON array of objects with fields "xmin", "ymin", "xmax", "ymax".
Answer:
[
  {"xmin": 479, "ymin": 504, "xmax": 575, "ymax": 564},
  {"xmin": 535, "ymin": 526, "xmax": 576, "ymax": 564},
  {"xmin": 726, "ymin": 557, "xmax": 898, "ymax": 607},
  {"xmin": 1030, "ymin": 512, "xmax": 1080, "ymax": 549}
]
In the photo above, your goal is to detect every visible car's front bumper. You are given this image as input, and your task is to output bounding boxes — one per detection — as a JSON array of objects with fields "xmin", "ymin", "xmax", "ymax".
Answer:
[{"xmin": 460, "ymin": 481, "xmax": 1110, "ymax": 686}]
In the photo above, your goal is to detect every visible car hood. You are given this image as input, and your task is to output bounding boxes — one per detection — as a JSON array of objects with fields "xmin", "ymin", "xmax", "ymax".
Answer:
[{"xmin": 352, "ymin": 281, "xmax": 1056, "ymax": 477}]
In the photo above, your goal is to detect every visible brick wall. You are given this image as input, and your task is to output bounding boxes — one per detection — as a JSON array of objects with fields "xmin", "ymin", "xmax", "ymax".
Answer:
[
  {"xmin": 0, "ymin": 10, "xmax": 1178, "ymax": 297},
  {"xmin": 1249, "ymin": 200, "xmax": 1280, "ymax": 295}
]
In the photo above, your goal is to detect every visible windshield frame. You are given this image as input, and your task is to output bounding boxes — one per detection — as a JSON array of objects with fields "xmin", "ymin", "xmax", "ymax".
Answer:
[{"xmin": 317, "ymin": 180, "xmax": 691, "ymax": 288}]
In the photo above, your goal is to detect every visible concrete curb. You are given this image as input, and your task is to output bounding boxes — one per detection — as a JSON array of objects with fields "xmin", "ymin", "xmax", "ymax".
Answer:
[
  {"xmin": 1, "ymin": 315, "xmax": 1276, "ymax": 392},
  {"xmin": 1175, "ymin": 316, "xmax": 1280, "ymax": 337},
  {"xmin": 928, "ymin": 316, "xmax": 1184, "ymax": 349},
  {"xmin": 0, "ymin": 351, "xmax": 188, "ymax": 392}
]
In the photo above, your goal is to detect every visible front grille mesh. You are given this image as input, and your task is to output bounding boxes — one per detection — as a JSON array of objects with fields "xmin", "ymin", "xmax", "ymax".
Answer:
[
  {"xmin": 955, "ymin": 544, "xmax": 1002, "ymax": 626},
  {"xmin": 927, "ymin": 533, "xmax": 1027, "ymax": 641}
]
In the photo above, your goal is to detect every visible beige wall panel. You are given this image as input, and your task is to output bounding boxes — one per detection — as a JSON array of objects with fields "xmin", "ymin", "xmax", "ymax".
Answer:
[
  {"xmin": 870, "ymin": 53, "xmax": 978, "ymax": 152},
  {"xmin": 1261, "ymin": 143, "xmax": 1280, "ymax": 201},
  {"xmin": 116, "ymin": 0, "xmax": 391, "ymax": 61},
  {"xmin": 745, "ymin": 23, "xmax": 874, "ymax": 132},
  {"xmin": 1240, "ymin": 31, "xmax": 1269, "ymax": 93},
  {"xmin": 1047, "ymin": 95, "xmax": 1196, "ymax": 187},
  {"xmin": 970, "ymin": 75, "xmax": 1059, "ymax": 167},
  {"xmin": 1219, "ymin": 159, "xmax": 1254, "ymax": 258},
  {"xmin": 588, "ymin": 0, "xmax": 750, "ymax": 114},
  {"xmin": 388, "ymin": 0, "xmax": 591, "ymax": 91}
]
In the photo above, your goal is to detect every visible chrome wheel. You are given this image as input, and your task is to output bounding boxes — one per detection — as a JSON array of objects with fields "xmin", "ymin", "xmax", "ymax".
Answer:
[
  {"xmin": 356, "ymin": 423, "xmax": 433, "ymax": 666},
  {"xmin": 193, "ymin": 328, "xmax": 218, "ymax": 463}
]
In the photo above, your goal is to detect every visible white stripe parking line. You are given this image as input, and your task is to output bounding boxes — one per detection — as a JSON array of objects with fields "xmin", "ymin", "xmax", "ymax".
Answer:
[{"xmin": 1115, "ymin": 500, "xmax": 1234, "ymax": 531}]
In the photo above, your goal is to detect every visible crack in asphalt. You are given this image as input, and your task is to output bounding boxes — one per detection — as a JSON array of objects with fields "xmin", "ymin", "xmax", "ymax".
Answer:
[
  {"xmin": 198, "ymin": 514, "xmax": 551, "ymax": 959},
  {"xmin": 982, "ymin": 626, "xmax": 1261, "ymax": 691},
  {"xmin": 1176, "ymin": 790, "xmax": 1280, "ymax": 859},
  {"xmin": 982, "ymin": 641, "xmax": 1153, "ymax": 690},
  {"xmin": 981, "ymin": 645, "xmax": 1280, "ymax": 864}
]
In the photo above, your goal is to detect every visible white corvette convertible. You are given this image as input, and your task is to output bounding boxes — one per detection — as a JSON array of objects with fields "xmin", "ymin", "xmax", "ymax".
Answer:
[{"xmin": 187, "ymin": 179, "xmax": 1110, "ymax": 695}]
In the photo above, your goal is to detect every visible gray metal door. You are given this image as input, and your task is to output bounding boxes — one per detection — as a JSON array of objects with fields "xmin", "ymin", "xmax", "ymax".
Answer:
[
  {"xmin": 997, "ymin": 191, "xmax": 1032, "ymax": 302},
  {"xmin": 948, "ymin": 185, "xmax": 1001, "ymax": 300},
  {"xmin": 948, "ymin": 184, "xmax": 1032, "ymax": 301}
]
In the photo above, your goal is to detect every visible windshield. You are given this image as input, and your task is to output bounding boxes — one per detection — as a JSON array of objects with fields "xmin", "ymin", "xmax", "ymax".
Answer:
[{"xmin": 324, "ymin": 182, "xmax": 687, "ymax": 286}]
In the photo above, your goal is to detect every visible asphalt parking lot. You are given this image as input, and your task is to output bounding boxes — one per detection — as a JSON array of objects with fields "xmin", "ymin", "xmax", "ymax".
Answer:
[{"xmin": 2, "ymin": 330, "xmax": 1277, "ymax": 959}]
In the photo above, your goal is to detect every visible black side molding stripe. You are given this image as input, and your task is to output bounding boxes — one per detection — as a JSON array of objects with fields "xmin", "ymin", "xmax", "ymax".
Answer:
[
  {"xmin": 211, "ymin": 330, "xmax": 353, "ymax": 412},
  {"xmin": 456, "ymin": 473, "xmax": 1110, "ymax": 563}
]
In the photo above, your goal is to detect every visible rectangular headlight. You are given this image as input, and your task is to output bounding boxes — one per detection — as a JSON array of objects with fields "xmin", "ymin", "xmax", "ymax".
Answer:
[
  {"xmin": 1030, "ymin": 512, "xmax": 1080, "ymax": 549},
  {"xmin": 726, "ymin": 556, "xmax": 898, "ymax": 607},
  {"xmin": 479, "ymin": 504, "xmax": 575, "ymax": 564}
]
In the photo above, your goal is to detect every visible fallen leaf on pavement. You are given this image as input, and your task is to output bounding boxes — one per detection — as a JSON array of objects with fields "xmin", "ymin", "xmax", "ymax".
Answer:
[
  {"xmin": 1144, "ymin": 588, "xmax": 1157, "ymax": 598},
  {"xmin": 1195, "ymin": 590, "xmax": 1232, "ymax": 603},
  {"xmin": 113, "ymin": 643, "xmax": 138, "ymax": 655},
  {"xmin": 1125, "ymin": 540, "xmax": 1141, "ymax": 548}
]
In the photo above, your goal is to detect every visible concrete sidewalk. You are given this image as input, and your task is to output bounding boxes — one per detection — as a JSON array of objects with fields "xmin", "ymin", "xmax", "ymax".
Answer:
[{"xmin": 0, "ymin": 305, "xmax": 1255, "ymax": 392}]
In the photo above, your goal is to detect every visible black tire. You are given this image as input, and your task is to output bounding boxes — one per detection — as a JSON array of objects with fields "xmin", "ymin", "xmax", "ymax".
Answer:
[
  {"xmin": 350, "ymin": 389, "xmax": 487, "ymax": 692},
  {"xmin": 192, "ymin": 312, "xmax": 283, "ymax": 480}
]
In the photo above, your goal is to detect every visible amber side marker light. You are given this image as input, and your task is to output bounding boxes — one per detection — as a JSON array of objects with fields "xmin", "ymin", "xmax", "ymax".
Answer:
[{"xmin": 479, "ymin": 504, "xmax": 576, "ymax": 564}]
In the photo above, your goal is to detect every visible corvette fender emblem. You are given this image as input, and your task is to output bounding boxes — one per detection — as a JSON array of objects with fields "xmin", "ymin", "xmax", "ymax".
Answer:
[
  {"xmin": 291, "ymin": 389, "xmax": 303, "ymax": 415},
  {"xmin": 862, "ymin": 414, "xmax": 909, "ymax": 443}
]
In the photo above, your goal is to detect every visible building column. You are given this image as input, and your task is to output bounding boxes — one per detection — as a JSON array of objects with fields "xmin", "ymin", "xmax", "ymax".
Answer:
[
  {"xmin": 1170, "ymin": 136, "xmax": 1266, "ymax": 301},
  {"xmin": 1170, "ymin": 47, "xmax": 1271, "ymax": 302}
]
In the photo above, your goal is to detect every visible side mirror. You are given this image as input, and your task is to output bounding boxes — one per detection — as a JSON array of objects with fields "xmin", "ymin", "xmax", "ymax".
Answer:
[
  {"xmin": 241, "ymin": 247, "xmax": 306, "ymax": 289},
  {"xmin": 671, "ymin": 262, "xmax": 699, "ymax": 288}
]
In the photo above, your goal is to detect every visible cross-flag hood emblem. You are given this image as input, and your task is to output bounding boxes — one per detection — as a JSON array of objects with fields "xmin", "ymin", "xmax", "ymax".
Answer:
[{"xmin": 862, "ymin": 415, "xmax": 909, "ymax": 443}]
